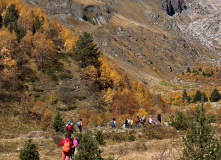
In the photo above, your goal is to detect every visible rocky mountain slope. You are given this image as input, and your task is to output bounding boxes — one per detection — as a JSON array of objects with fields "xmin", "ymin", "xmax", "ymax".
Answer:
[{"xmin": 24, "ymin": 0, "xmax": 221, "ymax": 86}]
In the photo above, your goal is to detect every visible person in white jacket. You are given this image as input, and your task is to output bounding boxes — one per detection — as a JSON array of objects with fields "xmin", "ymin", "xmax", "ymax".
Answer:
[{"xmin": 148, "ymin": 116, "xmax": 152, "ymax": 125}]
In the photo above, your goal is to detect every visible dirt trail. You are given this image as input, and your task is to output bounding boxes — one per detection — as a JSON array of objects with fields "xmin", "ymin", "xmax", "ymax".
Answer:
[{"xmin": 0, "ymin": 136, "xmax": 182, "ymax": 160}]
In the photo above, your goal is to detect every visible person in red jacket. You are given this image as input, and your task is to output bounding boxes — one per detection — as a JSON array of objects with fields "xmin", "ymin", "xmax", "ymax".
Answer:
[{"xmin": 60, "ymin": 132, "xmax": 73, "ymax": 160}]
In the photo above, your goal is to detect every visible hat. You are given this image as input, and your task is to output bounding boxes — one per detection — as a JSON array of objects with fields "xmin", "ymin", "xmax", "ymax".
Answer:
[
  {"xmin": 68, "ymin": 122, "xmax": 71, "ymax": 125},
  {"xmin": 70, "ymin": 120, "xmax": 73, "ymax": 123}
]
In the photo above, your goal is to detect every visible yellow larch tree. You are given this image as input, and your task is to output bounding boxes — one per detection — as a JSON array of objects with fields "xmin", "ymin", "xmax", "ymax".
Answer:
[
  {"xmin": 0, "ymin": 27, "xmax": 17, "ymax": 50},
  {"xmin": 49, "ymin": 90, "xmax": 56, "ymax": 104}
]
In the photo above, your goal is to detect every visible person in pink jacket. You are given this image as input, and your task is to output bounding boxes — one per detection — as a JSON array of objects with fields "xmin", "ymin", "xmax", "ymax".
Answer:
[
  {"xmin": 60, "ymin": 133, "xmax": 73, "ymax": 160},
  {"xmin": 70, "ymin": 136, "xmax": 78, "ymax": 159}
]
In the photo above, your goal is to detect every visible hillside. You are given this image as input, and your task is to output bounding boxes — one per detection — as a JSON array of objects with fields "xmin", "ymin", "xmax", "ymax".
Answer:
[
  {"xmin": 0, "ymin": 0, "xmax": 221, "ymax": 159},
  {"xmin": 24, "ymin": 0, "xmax": 220, "ymax": 88}
]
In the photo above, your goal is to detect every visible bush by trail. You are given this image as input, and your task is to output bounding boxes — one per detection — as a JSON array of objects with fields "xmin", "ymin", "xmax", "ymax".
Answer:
[
  {"xmin": 19, "ymin": 139, "xmax": 40, "ymax": 160},
  {"xmin": 74, "ymin": 134, "xmax": 102, "ymax": 160}
]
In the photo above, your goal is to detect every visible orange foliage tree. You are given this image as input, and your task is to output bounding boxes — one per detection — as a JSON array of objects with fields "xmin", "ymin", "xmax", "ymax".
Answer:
[
  {"xmin": 0, "ymin": 47, "xmax": 19, "ymax": 91},
  {"xmin": 32, "ymin": 32, "xmax": 55, "ymax": 69},
  {"xmin": 111, "ymin": 89, "xmax": 139, "ymax": 118}
]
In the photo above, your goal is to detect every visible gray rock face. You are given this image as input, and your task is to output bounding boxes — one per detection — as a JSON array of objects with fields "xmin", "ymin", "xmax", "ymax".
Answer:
[
  {"xmin": 181, "ymin": 0, "xmax": 221, "ymax": 61},
  {"xmin": 27, "ymin": 0, "xmax": 113, "ymax": 25},
  {"xmin": 161, "ymin": 0, "xmax": 187, "ymax": 16},
  {"xmin": 82, "ymin": 5, "xmax": 113, "ymax": 25}
]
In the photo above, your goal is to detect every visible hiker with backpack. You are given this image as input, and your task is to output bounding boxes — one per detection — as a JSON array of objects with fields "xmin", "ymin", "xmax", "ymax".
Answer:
[
  {"xmin": 140, "ymin": 115, "xmax": 146, "ymax": 126},
  {"xmin": 66, "ymin": 122, "xmax": 73, "ymax": 134},
  {"xmin": 153, "ymin": 116, "xmax": 157, "ymax": 125},
  {"xmin": 125, "ymin": 118, "xmax": 128, "ymax": 128},
  {"xmin": 70, "ymin": 135, "xmax": 78, "ymax": 160},
  {"xmin": 77, "ymin": 119, "xmax": 83, "ymax": 133},
  {"xmin": 157, "ymin": 114, "xmax": 162, "ymax": 124},
  {"xmin": 134, "ymin": 116, "xmax": 140, "ymax": 128},
  {"xmin": 110, "ymin": 118, "xmax": 116, "ymax": 128},
  {"xmin": 60, "ymin": 132, "xmax": 73, "ymax": 160}
]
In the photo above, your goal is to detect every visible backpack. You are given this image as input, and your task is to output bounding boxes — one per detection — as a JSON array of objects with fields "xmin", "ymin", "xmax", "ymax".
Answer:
[
  {"xmin": 62, "ymin": 140, "xmax": 70, "ymax": 153},
  {"xmin": 128, "ymin": 120, "xmax": 131, "ymax": 125},
  {"xmin": 73, "ymin": 138, "xmax": 78, "ymax": 147},
  {"xmin": 110, "ymin": 121, "xmax": 114, "ymax": 126},
  {"xmin": 135, "ymin": 118, "xmax": 139, "ymax": 123},
  {"xmin": 77, "ymin": 122, "xmax": 81, "ymax": 127},
  {"xmin": 67, "ymin": 125, "xmax": 72, "ymax": 131}
]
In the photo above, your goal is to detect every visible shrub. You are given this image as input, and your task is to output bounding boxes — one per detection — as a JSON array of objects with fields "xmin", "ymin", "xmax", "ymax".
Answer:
[
  {"xmin": 56, "ymin": 105, "xmax": 77, "ymax": 111},
  {"xmin": 59, "ymin": 74, "xmax": 73, "ymax": 80},
  {"xmin": 47, "ymin": 68, "xmax": 58, "ymax": 81},
  {"xmin": 128, "ymin": 134, "xmax": 135, "ymax": 142},
  {"xmin": 95, "ymin": 130, "xmax": 106, "ymax": 145},
  {"xmin": 74, "ymin": 134, "xmax": 102, "ymax": 160},
  {"xmin": 74, "ymin": 95, "xmax": 87, "ymax": 101},
  {"xmin": 66, "ymin": 70, "xmax": 71, "ymax": 74},
  {"xmin": 58, "ymin": 52, "xmax": 68, "ymax": 60},
  {"xmin": 104, "ymin": 132, "xmax": 127, "ymax": 142},
  {"xmin": 19, "ymin": 139, "xmax": 39, "ymax": 160},
  {"xmin": 33, "ymin": 88, "xmax": 44, "ymax": 92},
  {"xmin": 170, "ymin": 112, "xmax": 189, "ymax": 130},
  {"xmin": 143, "ymin": 126, "xmax": 177, "ymax": 140}
]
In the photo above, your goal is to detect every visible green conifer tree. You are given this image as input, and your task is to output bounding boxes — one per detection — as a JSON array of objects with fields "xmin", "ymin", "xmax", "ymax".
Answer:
[
  {"xmin": 0, "ymin": 15, "xmax": 2, "ymax": 28},
  {"xmin": 182, "ymin": 101, "xmax": 221, "ymax": 159},
  {"xmin": 182, "ymin": 89, "xmax": 188, "ymax": 102},
  {"xmin": 201, "ymin": 92, "xmax": 208, "ymax": 102},
  {"xmin": 3, "ymin": 4, "xmax": 25, "ymax": 41},
  {"xmin": 73, "ymin": 32, "xmax": 100, "ymax": 68},
  {"xmin": 187, "ymin": 67, "xmax": 191, "ymax": 73},
  {"xmin": 210, "ymin": 89, "xmax": 221, "ymax": 102},
  {"xmin": 33, "ymin": 15, "xmax": 41, "ymax": 34},
  {"xmin": 198, "ymin": 67, "xmax": 202, "ymax": 72},
  {"xmin": 52, "ymin": 112, "xmax": 65, "ymax": 132},
  {"xmin": 202, "ymin": 71, "xmax": 206, "ymax": 77},
  {"xmin": 192, "ymin": 90, "xmax": 201, "ymax": 103},
  {"xmin": 3, "ymin": 4, "xmax": 19, "ymax": 31},
  {"xmin": 74, "ymin": 134, "xmax": 102, "ymax": 160},
  {"xmin": 20, "ymin": 139, "xmax": 40, "ymax": 160}
]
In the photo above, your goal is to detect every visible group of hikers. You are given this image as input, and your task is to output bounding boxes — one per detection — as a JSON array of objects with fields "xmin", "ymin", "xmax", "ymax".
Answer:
[
  {"xmin": 60, "ymin": 119, "xmax": 83, "ymax": 160},
  {"xmin": 65, "ymin": 119, "xmax": 83, "ymax": 134},
  {"xmin": 111, "ymin": 114, "xmax": 162, "ymax": 128},
  {"xmin": 59, "ymin": 114, "xmax": 161, "ymax": 160}
]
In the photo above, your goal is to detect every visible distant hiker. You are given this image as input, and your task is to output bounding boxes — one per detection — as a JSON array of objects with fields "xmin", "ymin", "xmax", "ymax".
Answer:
[
  {"xmin": 148, "ymin": 116, "xmax": 152, "ymax": 125},
  {"xmin": 70, "ymin": 135, "xmax": 78, "ymax": 160},
  {"xmin": 140, "ymin": 115, "xmax": 146, "ymax": 126},
  {"xmin": 134, "ymin": 116, "xmax": 140, "ymax": 128},
  {"xmin": 128, "ymin": 118, "xmax": 131, "ymax": 128},
  {"xmin": 60, "ymin": 133, "xmax": 73, "ymax": 160},
  {"xmin": 125, "ymin": 118, "xmax": 128, "ymax": 128},
  {"xmin": 77, "ymin": 119, "xmax": 83, "ymax": 133},
  {"xmin": 157, "ymin": 114, "xmax": 162, "ymax": 124},
  {"xmin": 153, "ymin": 117, "xmax": 157, "ymax": 124},
  {"xmin": 110, "ymin": 118, "xmax": 116, "ymax": 128},
  {"xmin": 129, "ymin": 119, "xmax": 133, "ymax": 128},
  {"xmin": 66, "ymin": 122, "xmax": 73, "ymax": 134},
  {"xmin": 70, "ymin": 120, "xmax": 73, "ymax": 126}
]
